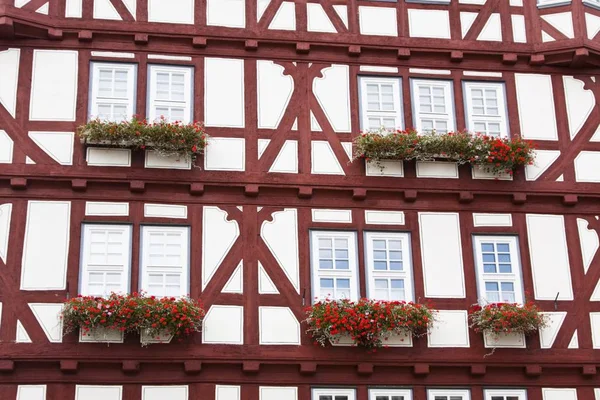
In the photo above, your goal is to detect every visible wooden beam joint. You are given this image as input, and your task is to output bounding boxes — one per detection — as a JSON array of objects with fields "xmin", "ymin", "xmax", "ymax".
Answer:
[
  {"xmin": 122, "ymin": 360, "xmax": 140, "ymax": 374},
  {"xmin": 529, "ymin": 54, "xmax": 545, "ymax": 66},
  {"xmin": 413, "ymin": 363, "xmax": 430, "ymax": 376},
  {"xmin": 512, "ymin": 193, "xmax": 527, "ymax": 205},
  {"xmin": 244, "ymin": 184, "xmax": 259, "ymax": 197},
  {"xmin": 397, "ymin": 48, "xmax": 411, "ymax": 60},
  {"xmin": 404, "ymin": 190, "xmax": 418, "ymax": 202},
  {"xmin": 296, "ymin": 43, "xmax": 310, "ymax": 54},
  {"xmin": 242, "ymin": 361, "xmax": 260, "ymax": 374},
  {"xmin": 470, "ymin": 365, "xmax": 486, "ymax": 376},
  {"xmin": 348, "ymin": 45, "xmax": 361, "ymax": 57},
  {"xmin": 0, "ymin": 360, "xmax": 14, "ymax": 372},
  {"xmin": 525, "ymin": 365, "xmax": 542, "ymax": 377},
  {"xmin": 192, "ymin": 37, "xmax": 207, "ymax": 48},
  {"xmin": 299, "ymin": 362, "xmax": 317, "ymax": 375},
  {"xmin": 130, "ymin": 180, "xmax": 145, "ymax": 193},
  {"xmin": 450, "ymin": 51, "xmax": 463, "ymax": 63},
  {"xmin": 298, "ymin": 186, "xmax": 313, "ymax": 199},
  {"xmin": 10, "ymin": 177, "xmax": 26, "ymax": 190},
  {"xmin": 184, "ymin": 361, "xmax": 202, "ymax": 375},
  {"xmin": 582, "ymin": 365, "xmax": 597, "ymax": 376},
  {"xmin": 72, "ymin": 179, "xmax": 87, "ymax": 192},
  {"xmin": 502, "ymin": 53, "xmax": 518, "ymax": 65},
  {"xmin": 134, "ymin": 33, "xmax": 149, "ymax": 45},
  {"xmin": 357, "ymin": 363, "xmax": 373, "ymax": 376},
  {"xmin": 190, "ymin": 183, "xmax": 205, "ymax": 196},
  {"xmin": 78, "ymin": 30, "xmax": 93, "ymax": 42},
  {"xmin": 459, "ymin": 191, "xmax": 474, "ymax": 203},
  {"xmin": 60, "ymin": 360, "xmax": 78, "ymax": 373},
  {"xmin": 562, "ymin": 194, "xmax": 578, "ymax": 206},
  {"xmin": 245, "ymin": 40, "xmax": 258, "ymax": 51},
  {"xmin": 353, "ymin": 188, "xmax": 367, "ymax": 201}
]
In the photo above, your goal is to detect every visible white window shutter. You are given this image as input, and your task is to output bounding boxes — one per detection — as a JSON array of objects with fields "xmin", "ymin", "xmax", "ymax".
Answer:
[
  {"xmin": 140, "ymin": 226, "xmax": 190, "ymax": 298},
  {"xmin": 89, "ymin": 62, "xmax": 137, "ymax": 122},
  {"xmin": 80, "ymin": 224, "xmax": 132, "ymax": 296},
  {"xmin": 464, "ymin": 81, "xmax": 509, "ymax": 138},
  {"xmin": 148, "ymin": 65, "xmax": 193, "ymax": 124},
  {"xmin": 410, "ymin": 78, "xmax": 455, "ymax": 134},
  {"xmin": 359, "ymin": 76, "xmax": 404, "ymax": 131}
]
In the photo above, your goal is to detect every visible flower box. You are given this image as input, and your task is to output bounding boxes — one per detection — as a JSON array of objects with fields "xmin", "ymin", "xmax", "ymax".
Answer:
[
  {"xmin": 471, "ymin": 165, "xmax": 513, "ymax": 180},
  {"xmin": 483, "ymin": 331, "xmax": 526, "ymax": 348},
  {"xmin": 140, "ymin": 329, "xmax": 173, "ymax": 345},
  {"xmin": 79, "ymin": 327, "xmax": 124, "ymax": 343},
  {"xmin": 329, "ymin": 331, "xmax": 412, "ymax": 347}
]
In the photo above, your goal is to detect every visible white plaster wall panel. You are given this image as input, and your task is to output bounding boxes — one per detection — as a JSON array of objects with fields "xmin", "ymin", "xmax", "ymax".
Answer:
[
  {"xmin": 85, "ymin": 202, "xmax": 129, "ymax": 216},
  {"xmin": 148, "ymin": 0, "xmax": 193, "ymax": 24},
  {"xmin": 477, "ymin": 13, "xmax": 502, "ymax": 41},
  {"xmin": 258, "ymin": 262, "xmax": 279, "ymax": 294},
  {"xmin": 258, "ymin": 138, "xmax": 270, "ymax": 158},
  {"xmin": 94, "ymin": 0, "xmax": 121, "ymax": 20},
  {"xmin": 592, "ymin": 313, "xmax": 600, "ymax": 348},
  {"xmin": 261, "ymin": 209, "xmax": 299, "ymax": 293},
  {"xmin": 409, "ymin": 9, "xmax": 450, "ymax": 39},
  {"xmin": 269, "ymin": 2, "xmax": 295, "ymax": 30},
  {"xmin": 202, "ymin": 207, "xmax": 240, "ymax": 289},
  {"xmin": 359, "ymin": 66, "xmax": 399, "ymax": 73},
  {"xmin": 525, "ymin": 150, "xmax": 560, "ymax": 181},
  {"xmin": 259, "ymin": 307, "xmax": 300, "ymax": 345},
  {"xmin": 542, "ymin": 31, "xmax": 555, "ymax": 43},
  {"xmin": 29, "ymin": 303, "xmax": 63, "ymax": 343},
  {"xmin": 28, "ymin": 132, "xmax": 74, "ymax": 165},
  {"xmin": 427, "ymin": 310, "xmax": 470, "ymax": 347},
  {"xmin": 463, "ymin": 71, "xmax": 503, "ymax": 78},
  {"xmin": 204, "ymin": 138, "xmax": 245, "ymax": 171},
  {"xmin": 515, "ymin": 74, "xmax": 558, "ymax": 140},
  {"xmin": 460, "ymin": 12, "xmax": 477, "ymax": 38},
  {"xmin": 75, "ymin": 386, "xmax": 122, "ymax": 400},
  {"xmin": 21, "ymin": 201, "xmax": 71, "ymax": 290},
  {"xmin": 542, "ymin": 12, "xmax": 575, "ymax": 38},
  {"xmin": 564, "ymin": 76, "xmax": 594, "ymax": 139},
  {"xmin": 17, "ymin": 386, "xmax": 46, "ymax": 400},
  {"xmin": 592, "ymin": 280, "xmax": 600, "ymax": 301},
  {"xmin": 307, "ymin": 3, "xmax": 336, "ymax": 33},
  {"xmin": 510, "ymin": 0, "xmax": 523, "ymax": 5},
  {"xmin": 459, "ymin": 0, "xmax": 486, "ymax": 4},
  {"xmin": 311, "ymin": 209, "xmax": 352, "ymax": 223},
  {"xmin": 542, "ymin": 389, "xmax": 577, "ymax": 400},
  {"xmin": 409, "ymin": 68, "xmax": 451, "ymax": 76},
  {"xmin": 473, "ymin": 213, "xmax": 512, "ymax": 227},
  {"xmin": 257, "ymin": 60, "xmax": 294, "ymax": 129},
  {"xmin": 257, "ymin": 0, "xmax": 269, "ymax": 20},
  {"xmin": 202, "ymin": 305, "xmax": 244, "ymax": 344},
  {"xmin": 359, "ymin": 6, "xmax": 398, "ymax": 36},
  {"xmin": 142, "ymin": 386, "xmax": 188, "ymax": 400},
  {"xmin": 586, "ymin": 13, "xmax": 600, "ymax": 39},
  {"xmin": 207, "ymin": 0, "xmax": 245, "ymax": 28},
  {"xmin": 341, "ymin": 142, "xmax": 352, "ymax": 161},
  {"xmin": 419, "ymin": 213, "xmax": 465, "ymax": 298},
  {"xmin": 222, "ymin": 261, "xmax": 243, "ymax": 293},
  {"xmin": 216, "ymin": 386, "xmax": 241, "ymax": 400},
  {"xmin": 0, "ymin": 130, "xmax": 13, "ymax": 163},
  {"xmin": 122, "ymin": 0, "xmax": 135, "ymax": 17},
  {"xmin": 365, "ymin": 211, "xmax": 405, "ymax": 225},
  {"xmin": 16, "ymin": 320, "xmax": 31, "ymax": 342},
  {"xmin": 144, "ymin": 204, "xmax": 187, "ymax": 219},
  {"xmin": 87, "ymin": 148, "xmax": 131, "ymax": 167},
  {"xmin": 36, "ymin": 2, "xmax": 48, "ymax": 14},
  {"xmin": 260, "ymin": 387, "xmax": 298, "ymax": 400},
  {"xmin": 145, "ymin": 151, "xmax": 191, "ymax": 170},
  {"xmin": 205, "ymin": 58, "xmax": 244, "ymax": 127},
  {"xmin": 596, "ymin": 389, "xmax": 600, "ymax": 400},
  {"xmin": 147, "ymin": 54, "xmax": 192, "ymax": 62},
  {"xmin": 30, "ymin": 50, "xmax": 78, "ymax": 121},
  {"xmin": 416, "ymin": 162, "xmax": 459, "ymax": 179},
  {"xmin": 0, "ymin": 203, "xmax": 12, "ymax": 263},
  {"xmin": 538, "ymin": 312, "xmax": 567, "ymax": 349},
  {"xmin": 333, "ymin": 5, "xmax": 348, "ymax": 28},
  {"xmin": 0, "ymin": 48, "xmax": 20, "ymax": 117},
  {"xmin": 65, "ymin": 0, "xmax": 82, "ymax": 17},
  {"xmin": 593, "ymin": 126, "xmax": 600, "ymax": 142},
  {"xmin": 526, "ymin": 214, "xmax": 573, "ymax": 300},
  {"xmin": 577, "ymin": 218, "xmax": 599, "ymax": 274},
  {"xmin": 310, "ymin": 112, "xmax": 322, "ymax": 132},
  {"xmin": 366, "ymin": 160, "xmax": 404, "ymax": 177},
  {"xmin": 575, "ymin": 151, "xmax": 600, "ymax": 182},
  {"xmin": 313, "ymin": 65, "xmax": 351, "ymax": 133},
  {"xmin": 512, "ymin": 15, "xmax": 527, "ymax": 43},
  {"xmin": 568, "ymin": 331, "xmax": 578, "ymax": 348},
  {"xmin": 270, "ymin": 140, "xmax": 298, "ymax": 173},
  {"xmin": 311, "ymin": 141, "xmax": 344, "ymax": 175}
]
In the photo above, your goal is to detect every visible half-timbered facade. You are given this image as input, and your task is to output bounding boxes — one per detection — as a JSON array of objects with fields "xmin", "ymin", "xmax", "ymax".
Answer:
[{"xmin": 1, "ymin": 0, "xmax": 600, "ymax": 399}]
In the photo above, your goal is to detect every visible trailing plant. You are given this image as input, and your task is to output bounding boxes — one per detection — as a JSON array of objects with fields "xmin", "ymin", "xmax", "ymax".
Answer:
[
  {"xmin": 353, "ymin": 129, "xmax": 536, "ymax": 175},
  {"xmin": 468, "ymin": 302, "xmax": 549, "ymax": 336},
  {"xmin": 61, "ymin": 292, "xmax": 205, "ymax": 341},
  {"xmin": 77, "ymin": 116, "xmax": 208, "ymax": 160},
  {"xmin": 305, "ymin": 298, "xmax": 436, "ymax": 349}
]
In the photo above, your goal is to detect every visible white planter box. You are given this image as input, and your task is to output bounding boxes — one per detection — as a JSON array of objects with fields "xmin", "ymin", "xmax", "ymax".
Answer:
[
  {"xmin": 140, "ymin": 329, "xmax": 173, "ymax": 345},
  {"xmin": 365, "ymin": 160, "xmax": 404, "ymax": 177},
  {"xmin": 483, "ymin": 331, "xmax": 526, "ymax": 348},
  {"xmin": 79, "ymin": 327, "xmax": 124, "ymax": 343},
  {"xmin": 416, "ymin": 161, "xmax": 459, "ymax": 178},
  {"xmin": 329, "ymin": 331, "xmax": 413, "ymax": 347},
  {"xmin": 472, "ymin": 165, "xmax": 513, "ymax": 180}
]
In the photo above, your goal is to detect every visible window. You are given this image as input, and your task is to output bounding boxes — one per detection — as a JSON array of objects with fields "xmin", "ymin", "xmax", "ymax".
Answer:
[
  {"xmin": 484, "ymin": 389, "xmax": 527, "ymax": 400},
  {"xmin": 473, "ymin": 236, "xmax": 524, "ymax": 304},
  {"xmin": 406, "ymin": 0, "xmax": 450, "ymax": 3},
  {"xmin": 313, "ymin": 389, "xmax": 356, "ymax": 400},
  {"xmin": 370, "ymin": 389, "xmax": 412, "ymax": 400},
  {"xmin": 411, "ymin": 79, "xmax": 455, "ymax": 134},
  {"xmin": 140, "ymin": 226, "xmax": 190, "ymax": 297},
  {"xmin": 310, "ymin": 231, "xmax": 358, "ymax": 302},
  {"xmin": 89, "ymin": 62, "xmax": 136, "ymax": 122},
  {"xmin": 147, "ymin": 65, "xmax": 193, "ymax": 123},
  {"xmin": 428, "ymin": 389, "xmax": 470, "ymax": 400},
  {"xmin": 537, "ymin": 0, "xmax": 571, "ymax": 8},
  {"xmin": 464, "ymin": 82, "xmax": 508, "ymax": 137},
  {"xmin": 80, "ymin": 224, "xmax": 132, "ymax": 297},
  {"xmin": 359, "ymin": 76, "xmax": 403, "ymax": 131},
  {"xmin": 584, "ymin": 0, "xmax": 600, "ymax": 10},
  {"xmin": 365, "ymin": 232, "xmax": 413, "ymax": 301}
]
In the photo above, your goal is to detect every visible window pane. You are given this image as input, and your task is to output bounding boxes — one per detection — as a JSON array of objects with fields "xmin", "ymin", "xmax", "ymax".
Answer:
[
  {"xmin": 337, "ymin": 279, "xmax": 350, "ymax": 289},
  {"xmin": 389, "ymin": 251, "xmax": 402, "ymax": 260},
  {"xmin": 389, "ymin": 261, "xmax": 403, "ymax": 271},
  {"xmin": 485, "ymin": 282, "xmax": 499, "ymax": 291},
  {"xmin": 497, "ymin": 243, "xmax": 510, "ymax": 252},
  {"xmin": 391, "ymin": 279, "xmax": 404, "ymax": 289},
  {"xmin": 499, "ymin": 263, "xmax": 512, "ymax": 273},
  {"xmin": 318, "ymin": 238, "xmax": 331, "ymax": 248},
  {"xmin": 335, "ymin": 260, "xmax": 349, "ymax": 269},
  {"xmin": 335, "ymin": 249, "xmax": 348, "ymax": 259},
  {"xmin": 391, "ymin": 397, "xmax": 404, "ymax": 400},
  {"xmin": 374, "ymin": 261, "xmax": 387, "ymax": 270},
  {"xmin": 374, "ymin": 279, "xmax": 388, "ymax": 289},
  {"xmin": 335, "ymin": 238, "xmax": 348, "ymax": 248},
  {"xmin": 319, "ymin": 260, "xmax": 333, "ymax": 269},
  {"xmin": 319, "ymin": 249, "xmax": 332, "ymax": 259},
  {"xmin": 483, "ymin": 263, "xmax": 497, "ymax": 273},
  {"xmin": 319, "ymin": 396, "xmax": 333, "ymax": 400},
  {"xmin": 498, "ymin": 253, "xmax": 511, "ymax": 262},
  {"xmin": 388, "ymin": 240, "xmax": 401, "ymax": 250},
  {"xmin": 482, "ymin": 253, "xmax": 495, "ymax": 262},
  {"xmin": 481, "ymin": 243, "xmax": 494, "ymax": 252},
  {"xmin": 320, "ymin": 278, "xmax": 334, "ymax": 288},
  {"xmin": 375, "ymin": 396, "xmax": 389, "ymax": 400},
  {"xmin": 373, "ymin": 250, "xmax": 386, "ymax": 260}
]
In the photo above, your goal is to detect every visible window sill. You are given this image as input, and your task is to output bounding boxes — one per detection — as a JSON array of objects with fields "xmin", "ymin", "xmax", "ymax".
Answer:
[
  {"xmin": 583, "ymin": 0, "xmax": 600, "ymax": 11},
  {"xmin": 405, "ymin": 0, "xmax": 451, "ymax": 4},
  {"xmin": 537, "ymin": 0, "xmax": 571, "ymax": 9}
]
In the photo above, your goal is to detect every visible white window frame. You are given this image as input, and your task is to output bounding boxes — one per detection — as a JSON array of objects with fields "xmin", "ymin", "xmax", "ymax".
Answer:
[
  {"xmin": 406, "ymin": 0, "xmax": 450, "ymax": 4},
  {"xmin": 313, "ymin": 389, "xmax": 356, "ymax": 400},
  {"xmin": 140, "ymin": 225, "xmax": 190, "ymax": 298},
  {"xmin": 147, "ymin": 64, "xmax": 194, "ymax": 124},
  {"xmin": 310, "ymin": 231, "xmax": 359, "ymax": 303},
  {"xmin": 365, "ymin": 232, "xmax": 414, "ymax": 302},
  {"xmin": 80, "ymin": 224, "xmax": 132, "ymax": 297},
  {"xmin": 537, "ymin": 0, "xmax": 571, "ymax": 9},
  {"xmin": 484, "ymin": 389, "xmax": 527, "ymax": 400},
  {"xmin": 89, "ymin": 62, "xmax": 137, "ymax": 122},
  {"xmin": 410, "ymin": 78, "xmax": 455, "ymax": 134},
  {"xmin": 463, "ymin": 81, "xmax": 509, "ymax": 138},
  {"xmin": 584, "ymin": 0, "xmax": 600, "ymax": 10},
  {"xmin": 427, "ymin": 389, "xmax": 471, "ymax": 400},
  {"xmin": 473, "ymin": 235, "xmax": 524, "ymax": 305},
  {"xmin": 359, "ymin": 76, "xmax": 404, "ymax": 131},
  {"xmin": 369, "ymin": 389, "xmax": 413, "ymax": 400}
]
